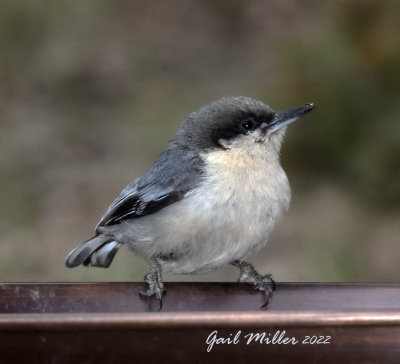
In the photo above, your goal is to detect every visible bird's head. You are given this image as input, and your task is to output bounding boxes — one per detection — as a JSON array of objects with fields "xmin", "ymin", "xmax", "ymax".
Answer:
[{"xmin": 174, "ymin": 96, "xmax": 315, "ymax": 158}]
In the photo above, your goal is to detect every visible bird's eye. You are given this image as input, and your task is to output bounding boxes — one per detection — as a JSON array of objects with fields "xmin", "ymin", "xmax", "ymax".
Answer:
[{"xmin": 240, "ymin": 118, "xmax": 256, "ymax": 132}]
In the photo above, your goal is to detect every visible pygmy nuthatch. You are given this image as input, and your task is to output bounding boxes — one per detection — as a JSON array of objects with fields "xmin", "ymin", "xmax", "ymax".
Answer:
[{"xmin": 66, "ymin": 96, "xmax": 315, "ymax": 307}]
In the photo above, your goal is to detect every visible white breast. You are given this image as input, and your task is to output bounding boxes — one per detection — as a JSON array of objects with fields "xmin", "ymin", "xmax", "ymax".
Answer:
[{"xmin": 127, "ymin": 145, "xmax": 291, "ymax": 274}]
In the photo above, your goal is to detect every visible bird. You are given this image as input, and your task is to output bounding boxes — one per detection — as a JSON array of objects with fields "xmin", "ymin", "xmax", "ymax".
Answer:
[{"xmin": 65, "ymin": 96, "xmax": 315, "ymax": 307}]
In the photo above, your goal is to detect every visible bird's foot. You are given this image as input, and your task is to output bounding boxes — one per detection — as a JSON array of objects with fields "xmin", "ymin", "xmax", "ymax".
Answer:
[
  {"xmin": 231, "ymin": 260, "xmax": 276, "ymax": 308},
  {"xmin": 138, "ymin": 273, "xmax": 165, "ymax": 299},
  {"xmin": 138, "ymin": 258, "xmax": 165, "ymax": 310}
]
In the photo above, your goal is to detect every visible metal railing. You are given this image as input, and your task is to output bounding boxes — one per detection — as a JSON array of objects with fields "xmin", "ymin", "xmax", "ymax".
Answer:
[{"xmin": 0, "ymin": 282, "xmax": 399, "ymax": 363}]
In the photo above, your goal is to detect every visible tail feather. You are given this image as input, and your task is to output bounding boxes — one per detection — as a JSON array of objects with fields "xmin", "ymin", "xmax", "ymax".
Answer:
[
  {"xmin": 85, "ymin": 241, "xmax": 121, "ymax": 268},
  {"xmin": 65, "ymin": 235, "xmax": 115, "ymax": 268}
]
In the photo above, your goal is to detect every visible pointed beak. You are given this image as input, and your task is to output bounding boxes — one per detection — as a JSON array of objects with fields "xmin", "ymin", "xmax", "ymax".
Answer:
[{"xmin": 268, "ymin": 102, "xmax": 315, "ymax": 134}]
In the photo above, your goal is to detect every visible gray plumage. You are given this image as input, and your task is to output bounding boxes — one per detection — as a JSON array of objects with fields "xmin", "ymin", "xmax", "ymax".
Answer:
[{"xmin": 66, "ymin": 96, "xmax": 314, "ymax": 306}]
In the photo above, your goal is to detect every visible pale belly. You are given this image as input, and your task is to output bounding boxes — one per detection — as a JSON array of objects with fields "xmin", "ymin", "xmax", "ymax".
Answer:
[{"xmin": 123, "ymin": 155, "xmax": 291, "ymax": 274}]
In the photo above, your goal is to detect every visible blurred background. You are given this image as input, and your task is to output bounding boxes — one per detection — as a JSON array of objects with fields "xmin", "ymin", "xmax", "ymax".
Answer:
[{"xmin": 0, "ymin": 1, "xmax": 399, "ymax": 283}]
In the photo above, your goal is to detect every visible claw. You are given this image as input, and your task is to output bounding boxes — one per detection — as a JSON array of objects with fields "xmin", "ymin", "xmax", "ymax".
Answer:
[
  {"xmin": 138, "ymin": 287, "xmax": 154, "ymax": 297},
  {"xmin": 138, "ymin": 287, "xmax": 164, "ymax": 311},
  {"xmin": 271, "ymin": 277, "xmax": 277, "ymax": 291},
  {"xmin": 256, "ymin": 280, "xmax": 274, "ymax": 309},
  {"xmin": 260, "ymin": 289, "xmax": 273, "ymax": 309},
  {"xmin": 231, "ymin": 260, "xmax": 276, "ymax": 309},
  {"xmin": 263, "ymin": 273, "xmax": 277, "ymax": 291}
]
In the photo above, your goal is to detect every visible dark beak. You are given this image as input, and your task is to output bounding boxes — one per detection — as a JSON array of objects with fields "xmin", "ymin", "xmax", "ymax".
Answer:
[{"xmin": 269, "ymin": 102, "xmax": 315, "ymax": 133}]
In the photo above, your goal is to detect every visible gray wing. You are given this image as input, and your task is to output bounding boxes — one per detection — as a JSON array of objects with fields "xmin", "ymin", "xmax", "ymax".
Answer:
[{"xmin": 97, "ymin": 145, "xmax": 203, "ymax": 228}]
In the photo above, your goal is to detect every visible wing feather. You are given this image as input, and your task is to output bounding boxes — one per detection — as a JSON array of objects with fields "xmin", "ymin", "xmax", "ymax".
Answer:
[{"xmin": 97, "ymin": 145, "xmax": 203, "ymax": 228}]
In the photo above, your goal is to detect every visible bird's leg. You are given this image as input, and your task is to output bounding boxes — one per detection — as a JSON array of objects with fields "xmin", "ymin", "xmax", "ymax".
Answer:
[
  {"xmin": 231, "ymin": 260, "xmax": 276, "ymax": 308},
  {"xmin": 138, "ymin": 257, "xmax": 165, "ymax": 308}
]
